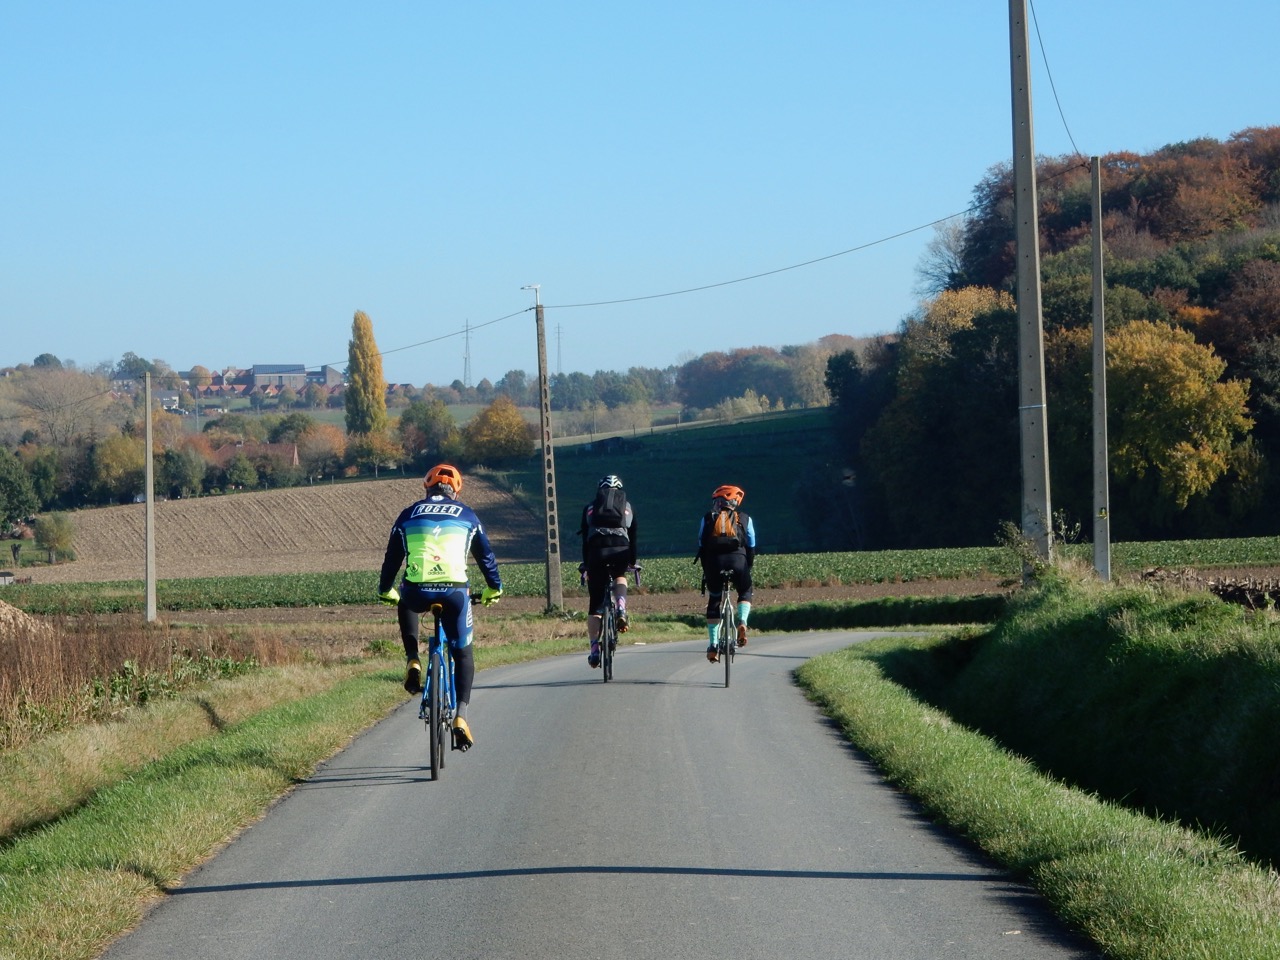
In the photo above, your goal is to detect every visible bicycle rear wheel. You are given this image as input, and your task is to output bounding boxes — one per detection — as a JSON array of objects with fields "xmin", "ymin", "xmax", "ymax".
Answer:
[
  {"xmin": 720, "ymin": 597, "xmax": 734, "ymax": 689},
  {"xmin": 428, "ymin": 649, "xmax": 445, "ymax": 779}
]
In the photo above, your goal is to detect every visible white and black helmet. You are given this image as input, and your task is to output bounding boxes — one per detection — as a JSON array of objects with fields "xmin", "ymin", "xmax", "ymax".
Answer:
[{"xmin": 599, "ymin": 474, "xmax": 623, "ymax": 489}]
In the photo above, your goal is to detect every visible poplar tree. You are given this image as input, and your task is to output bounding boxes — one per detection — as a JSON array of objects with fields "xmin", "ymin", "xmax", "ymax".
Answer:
[{"xmin": 345, "ymin": 310, "xmax": 388, "ymax": 436}]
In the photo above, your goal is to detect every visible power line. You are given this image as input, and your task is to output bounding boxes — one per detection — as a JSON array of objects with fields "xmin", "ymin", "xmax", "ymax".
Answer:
[
  {"xmin": 544, "ymin": 212, "xmax": 973, "ymax": 310},
  {"xmin": 1028, "ymin": 0, "xmax": 1085, "ymax": 161}
]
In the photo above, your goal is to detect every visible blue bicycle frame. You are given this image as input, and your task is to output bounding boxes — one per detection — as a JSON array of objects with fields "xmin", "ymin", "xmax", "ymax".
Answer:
[{"xmin": 419, "ymin": 604, "xmax": 457, "ymax": 780}]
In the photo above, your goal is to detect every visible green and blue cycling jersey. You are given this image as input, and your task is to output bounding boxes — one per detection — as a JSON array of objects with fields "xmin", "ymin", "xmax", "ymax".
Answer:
[{"xmin": 379, "ymin": 495, "xmax": 501, "ymax": 592}]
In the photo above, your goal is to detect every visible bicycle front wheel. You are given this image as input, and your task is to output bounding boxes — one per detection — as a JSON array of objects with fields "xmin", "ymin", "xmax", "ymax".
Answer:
[
  {"xmin": 428, "ymin": 650, "xmax": 445, "ymax": 779},
  {"xmin": 601, "ymin": 603, "xmax": 615, "ymax": 682}
]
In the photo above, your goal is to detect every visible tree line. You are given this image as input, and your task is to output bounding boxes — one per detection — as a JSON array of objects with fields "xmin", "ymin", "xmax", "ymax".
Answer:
[
  {"xmin": 825, "ymin": 126, "xmax": 1280, "ymax": 548},
  {"xmin": 0, "ymin": 304, "xmax": 854, "ymax": 528}
]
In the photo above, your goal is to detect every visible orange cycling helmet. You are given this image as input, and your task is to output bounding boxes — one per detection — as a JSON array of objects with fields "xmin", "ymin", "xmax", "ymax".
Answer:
[
  {"xmin": 424, "ymin": 463, "xmax": 463, "ymax": 495},
  {"xmin": 712, "ymin": 484, "xmax": 744, "ymax": 507}
]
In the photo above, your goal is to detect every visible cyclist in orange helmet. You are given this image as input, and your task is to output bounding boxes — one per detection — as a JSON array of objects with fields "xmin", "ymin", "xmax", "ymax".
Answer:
[
  {"xmin": 695, "ymin": 484, "xmax": 756, "ymax": 662},
  {"xmin": 377, "ymin": 463, "xmax": 502, "ymax": 750}
]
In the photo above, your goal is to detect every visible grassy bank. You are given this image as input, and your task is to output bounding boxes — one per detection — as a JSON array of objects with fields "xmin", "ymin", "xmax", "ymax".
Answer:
[
  {"xmin": 796, "ymin": 569, "xmax": 1280, "ymax": 960},
  {"xmin": 797, "ymin": 640, "xmax": 1280, "ymax": 960},
  {"xmin": 881, "ymin": 569, "xmax": 1280, "ymax": 869}
]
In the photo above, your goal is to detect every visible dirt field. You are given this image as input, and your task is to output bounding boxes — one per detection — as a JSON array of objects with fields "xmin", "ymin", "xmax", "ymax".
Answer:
[{"xmin": 24, "ymin": 475, "xmax": 545, "ymax": 585}]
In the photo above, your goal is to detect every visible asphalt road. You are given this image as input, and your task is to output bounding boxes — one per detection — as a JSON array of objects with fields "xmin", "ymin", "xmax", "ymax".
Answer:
[{"xmin": 101, "ymin": 632, "xmax": 1100, "ymax": 960}]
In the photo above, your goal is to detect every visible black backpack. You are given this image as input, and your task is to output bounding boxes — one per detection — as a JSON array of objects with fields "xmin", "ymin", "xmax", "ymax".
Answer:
[{"xmin": 589, "ymin": 486, "xmax": 629, "ymax": 539}]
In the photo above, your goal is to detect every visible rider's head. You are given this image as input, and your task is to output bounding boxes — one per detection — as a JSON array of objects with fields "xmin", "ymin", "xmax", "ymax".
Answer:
[
  {"xmin": 712, "ymin": 484, "xmax": 744, "ymax": 509},
  {"xmin": 424, "ymin": 463, "xmax": 463, "ymax": 498},
  {"xmin": 599, "ymin": 474, "xmax": 623, "ymax": 490}
]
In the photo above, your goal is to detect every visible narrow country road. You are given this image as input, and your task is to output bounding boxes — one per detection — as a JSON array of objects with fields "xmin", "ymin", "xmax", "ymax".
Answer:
[{"xmin": 101, "ymin": 631, "xmax": 1100, "ymax": 960}]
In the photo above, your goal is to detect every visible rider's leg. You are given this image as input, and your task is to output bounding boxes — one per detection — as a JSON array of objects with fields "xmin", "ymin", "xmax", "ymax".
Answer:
[
  {"xmin": 397, "ymin": 604, "xmax": 420, "ymax": 661},
  {"xmin": 704, "ymin": 590, "xmax": 721, "ymax": 660},
  {"xmin": 614, "ymin": 574, "xmax": 628, "ymax": 624},
  {"xmin": 735, "ymin": 558, "xmax": 754, "ymax": 644},
  {"xmin": 585, "ymin": 560, "xmax": 607, "ymax": 666},
  {"xmin": 397, "ymin": 604, "xmax": 423, "ymax": 692},
  {"xmin": 444, "ymin": 595, "xmax": 477, "ymax": 748}
]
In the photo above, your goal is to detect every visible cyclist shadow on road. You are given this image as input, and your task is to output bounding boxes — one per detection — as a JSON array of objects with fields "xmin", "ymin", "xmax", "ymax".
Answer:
[{"xmin": 296, "ymin": 765, "xmax": 435, "ymax": 789}]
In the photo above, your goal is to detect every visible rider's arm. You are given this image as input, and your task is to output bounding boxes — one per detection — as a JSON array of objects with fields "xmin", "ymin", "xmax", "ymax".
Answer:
[
  {"xmin": 378, "ymin": 522, "xmax": 406, "ymax": 593},
  {"xmin": 627, "ymin": 513, "xmax": 638, "ymax": 568},
  {"xmin": 469, "ymin": 523, "xmax": 502, "ymax": 590}
]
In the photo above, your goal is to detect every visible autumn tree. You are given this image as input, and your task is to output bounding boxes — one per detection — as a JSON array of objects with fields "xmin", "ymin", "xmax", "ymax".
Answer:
[
  {"xmin": 303, "ymin": 382, "xmax": 328, "ymax": 409},
  {"xmin": 861, "ymin": 301, "xmax": 1021, "ymax": 548},
  {"xmin": 463, "ymin": 395, "xmax": 535, "ymax": 463},
  {"xmin": 268, "ymin": 412, "xmax": 316, "ymax": 444},
  {"xmin": 224, "ymin": 454, "xmax": 259, "ymax": 490},
  {"xmin": 298, "ymin": 423, "xmax": 347, "ymax": 482},
  {"xmin": 90, "ymin": 434, "xmax": 146, "ymax": 503},
  {"xmin": 159, "ymin": 446, "xmax": 209, "ymax": 499},
  {"xmin": 397, "ymin": 398, "xmax": 460, "ymax": 470},
  {"xmin": 1105, "ymin": 321, "xmax": 1253, "ymax": 518},
  {"xmin": 0, "ymin": 448, "xmax": 38, "ymax": 528},
  {"xmin": 13, "ymin": 367, "xmax": 127, "ymax": 446},
  {"xmin": 33, "ymin": 512, "xmax": 74, "ymax": 563},
  {"xmin": 346, "ymin": 431, "xmax": 402, "ymax": 477},
  {"xmin": 187, "ymin": 365, "xmax": 213, "ymax": 388},
  {"xmin": 345, "ymin": 309, "xmax": 388, "ymax": 436}
]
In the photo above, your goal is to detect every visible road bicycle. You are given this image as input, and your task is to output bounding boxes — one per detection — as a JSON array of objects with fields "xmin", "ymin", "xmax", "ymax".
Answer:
[
  {"xmin": 419, "ymin": 593, "xmax": 480, "ymax": 781},
  {"xmin": 581, "ymin": 563, "xmax": 642, "ymax": 683},
  {"xmin": 714, "ymin": 569, "xmax": 739, "ymax": 688}
]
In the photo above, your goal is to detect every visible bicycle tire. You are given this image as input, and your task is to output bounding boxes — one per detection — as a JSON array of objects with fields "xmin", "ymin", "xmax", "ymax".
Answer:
[
  {"xmin": 428, "ymin": 648, "xmax": 444, "ymax": 779},
  {"xmin": 602, "ymin": 599, "xmax": 615, "ymax": 682},
  {"xmin": 720, "ymin": 583, "xmax": 735, "ymax": 688}
]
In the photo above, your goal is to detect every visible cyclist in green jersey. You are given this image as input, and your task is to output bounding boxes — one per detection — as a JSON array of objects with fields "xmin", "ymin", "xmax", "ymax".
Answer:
[{"xmin": 378, "ymin": 463, "xmax": 502, "ymax": 749}]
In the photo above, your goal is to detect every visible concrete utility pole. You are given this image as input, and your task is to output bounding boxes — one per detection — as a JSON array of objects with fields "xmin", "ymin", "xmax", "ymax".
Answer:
[
  {"xmin": 1091, "ymin": 156, "xmax": 1112, "ymax": 581},
  {"xmin": 144, "ymin": 372, "xmax": 157, "ymax": 622},
  {"xmin": 524, "ymin": 285, "xmax": 564, "ymax": 611},
  {"xmin": 1009, "ymin": 0, "xmax": 1053, "ymax": 565}
]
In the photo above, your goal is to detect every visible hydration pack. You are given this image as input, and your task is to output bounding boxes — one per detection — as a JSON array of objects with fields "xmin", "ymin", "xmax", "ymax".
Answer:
[
  {"xmin": 704, "ymin": 497, "xmax": 744, "ymax": 551},
  {"xmin": 589, "ymin": 485, "xmax": 629, "ymax": 539}
]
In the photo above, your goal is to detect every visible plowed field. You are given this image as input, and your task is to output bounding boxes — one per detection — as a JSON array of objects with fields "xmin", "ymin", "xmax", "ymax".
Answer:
[{"xmin": 28, "ymin": 476, "xmax": 545, "ymax": 585}]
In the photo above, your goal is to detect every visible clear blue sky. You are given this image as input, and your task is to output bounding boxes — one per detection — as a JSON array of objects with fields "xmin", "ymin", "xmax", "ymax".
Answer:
[{"xmin": 3, "ymin": 2, "xmax": 1277, "ymax": 388}]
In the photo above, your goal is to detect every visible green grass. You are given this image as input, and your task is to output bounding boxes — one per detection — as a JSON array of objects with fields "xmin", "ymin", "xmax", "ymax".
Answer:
[
  {"xmin": 3, "ymin": 549, "xmax": 1018, "ymax": 615},
  {"xmin": 798, "ymin": 639, "xmax": 1280, "ymax": 959},
  {"xmin": 494, "ymin": 406, "xmax": 842, "ymax": 554},
  {"xmin": 897, "ymin": 569, "xmax": 1280, "ymax": 868},
  {"xmin": 12, "ymin": 532, "xmax": 1280, "ymax": 617}
]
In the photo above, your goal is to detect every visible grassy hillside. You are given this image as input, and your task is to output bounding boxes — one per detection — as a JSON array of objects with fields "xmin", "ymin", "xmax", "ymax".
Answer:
[{"xmin": 493, "ymin": 407, "xmax": 844, "ymax": 557}]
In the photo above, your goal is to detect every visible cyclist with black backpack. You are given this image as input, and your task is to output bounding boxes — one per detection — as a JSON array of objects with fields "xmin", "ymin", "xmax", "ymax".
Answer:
[
  {"xmin": 695, "ymin": 484, "xmax": 756, "ymax": 662},
  {"xmin": 579, "ymin": 474, "xmax": 637, "ymax": 669}
]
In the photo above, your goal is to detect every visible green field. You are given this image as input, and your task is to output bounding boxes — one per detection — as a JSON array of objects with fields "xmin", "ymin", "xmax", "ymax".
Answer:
[{"xmin": 496, "ymin": 407, "xmax": 842, "ymax": 556}]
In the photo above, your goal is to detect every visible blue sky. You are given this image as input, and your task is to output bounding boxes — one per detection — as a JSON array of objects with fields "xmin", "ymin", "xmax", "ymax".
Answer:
[{"xmin": 3, "ymin": 2, "xmax": 1277, "ymax": 388}]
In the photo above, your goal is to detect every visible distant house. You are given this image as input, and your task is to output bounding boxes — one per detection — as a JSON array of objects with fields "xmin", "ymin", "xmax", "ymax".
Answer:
[
  {"xmin": 307, "ymin": 365, "xmax": 345, "ymax": 387},
  {"xmin": 250, "ymin": 364, "xmax": 308, "ymax": 390}
]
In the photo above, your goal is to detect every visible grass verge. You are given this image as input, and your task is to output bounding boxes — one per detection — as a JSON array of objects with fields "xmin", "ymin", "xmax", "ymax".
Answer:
[{"xmin": 797, "ymin": 636, "xmax": 1280, "ymax": 960}]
